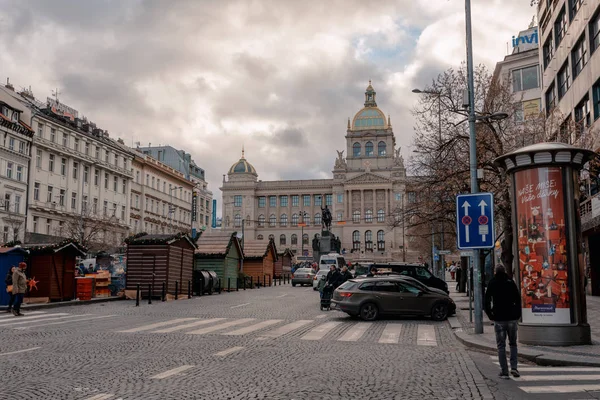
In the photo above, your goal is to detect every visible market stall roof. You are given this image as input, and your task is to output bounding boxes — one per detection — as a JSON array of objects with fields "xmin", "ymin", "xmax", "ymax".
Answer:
[
  {"xmin": 195, "ymin": 232, "xmax": 242, "ymax": 256},
  {"xmin": 125, "ymin": 232, "xmax": 196, "ymax": 248},
  {"xmin": 278, "ymin": 248, "xmax": 294, "ymax": 257},
  {"xmin": 243, "ymin": 239, "xmax": 277, "ymax": 260},
  {"xmin": 22, "ymin": 240, "xmax": 86, "ymax": 256},
  {"xmin": 0, "ymin": 246, "xmax": 28, "ymax": 255}
]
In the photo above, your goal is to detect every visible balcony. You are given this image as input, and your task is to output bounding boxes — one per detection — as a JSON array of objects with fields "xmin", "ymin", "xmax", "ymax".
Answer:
[{"xmin": 580, "ymin": 193, "xmax": 600, "ymax": 232}]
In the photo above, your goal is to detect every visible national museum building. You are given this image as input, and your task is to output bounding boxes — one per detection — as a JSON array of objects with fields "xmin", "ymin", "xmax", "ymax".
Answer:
[{"xmin": 220, "ymin": 82, "xmax": 411, "ymax": 261}]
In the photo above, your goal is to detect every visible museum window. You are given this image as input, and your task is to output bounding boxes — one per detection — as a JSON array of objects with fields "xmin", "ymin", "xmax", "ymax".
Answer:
[
  {"xmin": 257, "ymin": 234, "xmax": 264, "ymax": 240},
  {"xmin": 314, "ymin": 195, "xmax": 322, "ymax": 206},
  {"xmin": 291, "ymin": 195, "xmax": 299, "ymax": 207},
  {"xmin": 353, "ymin": 142, "xmax": 361, "ymax": 157},
  {"xmin": 280, "ymin": 234, "xmax": 286, "ymax": 246},
  {"xmin": 234, "ymin": 195, "xmax": 242, "ymax": 207},
  {"xmin": 365, "ymin": 230, "xmax": 373, "ymax": 250},
  {"xmin": 304, "ymin": 214, "xmax": 311, "ymax": 225},
  {"xmin": 280, "ymin": 214, "xmax": 288, "ymax": 226},
  {"xmin": 303, "ymin": 195, "xmax": 311, "ymax": 207},
  {"xmin": 378, "ymin": 141, "xmax": 386, "ymax": 156},
  {"xmin": 337, "ymin": 193, "xmax": 343, "ymax": 203},
  {"xmin": 325, "ymin": 194, "xmax": 332, "ymax": 206},
  {"xmin": 291, "ymin": 234, "xmax": 298, "ymax": 245},
  {"xmin": 268, "ymin": 234, "xmax": 274, "ymax": 241},
  {"xmin": 365, "ymin": 141, "xmax": 374, "ymax": 156},
  {"xmin": 234, "ymin": 214, "xmax": 241, "ymax": 227},
  {"xmin": 303, "ymin": 234, "xmax": 309, "ymax": 246},
  {"xmin": 280, "ymin": 195, "xmax": 288, "ymax": 207},
  {"xmin": 337, "ymin": 212, "xmax": 343, "ymax": 222},
  {"xmin": 353, "ymin": 210, "xmax": 361, "ymax": 223},
  {"xmin": 258, "ymin": 196, "xmax": 266, "ymax": 208},
  {"xmin": 365, "ymin": 209, "xmax": 373, "ymax": 223},
  {"xmin": 377, "ymin": 209, "xmax": 385, "ymax": 222},
  {"xmin": 352, "ymin": 230, "xmax": 360, "ymax": 250},
  {"xmin": 269, "ymin": 214, "xmax": 276, "ymax": 227},
  {"xmin": 258, "ymin": 214, "xmax": 265, "ymax": 227},
  {"xmin": 291, "ymin": 213, "xmax": 299, "ymax": 226},
  {"xmin": 269, "ymin": 196, "xmax": 276, "ymax": 207},
  {"xmin": 314, "ymin": 213, "xmax": 321, "ymax": 226},
  {"xmin": 377, "ymin": 230, "xmax": 385, "ymax": 250}
]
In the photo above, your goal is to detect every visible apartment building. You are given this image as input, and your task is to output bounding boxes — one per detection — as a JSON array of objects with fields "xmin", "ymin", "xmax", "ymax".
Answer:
[
  {"xmin": 137, "ymin": 145, "xmax": 212, "ymax": 234},
  {"xmin": 538, "ymin": 0, "xmax": 600, "ymax": 144},
  {"xmin": 0, "ymin": 83, "xmax": 33, "ymax": 244},
  {"xmin": 130, "ymin": 152, "xmax": 194, "ymax": 235}
]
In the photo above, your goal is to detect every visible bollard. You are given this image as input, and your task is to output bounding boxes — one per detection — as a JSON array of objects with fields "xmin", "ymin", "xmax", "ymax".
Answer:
[
  {"xmin": 263, "ymin": 275, "xmax": 266, "ymax": 288},
  {"xmin": 188, "ymin": 280, "xmax": 191, "ymax": 299},
  {"xmin": 228, "ymin": 278, "xmax": 231, "ymax": 293},
  {"xmin": 243, "ymin": 277, "xmax": 246, "ymax": 290},
  {"xmin": 175, "ymin": 280, "xmax": 179, "ymax": 300},
  {"xmin": 279, "ymin": 276, "xmax": 282, "ymax": 286},
  {"xmin": 136, "ymin": 284, "xmax": 140, "ymax": 307},
  {"xmin": 236, "ymin": 277, "xmax": 239, "ymax": 291},
  {"xmin": 148, "ymin": 283, "xmax": 152, "ymax": 305},
  {"xmin": 250, "ymin": 276, "xmax": 253, "ymax": 289},
  {"xmin": 161, "ymin": 281, "xmax": 166, "ymax": 302}
]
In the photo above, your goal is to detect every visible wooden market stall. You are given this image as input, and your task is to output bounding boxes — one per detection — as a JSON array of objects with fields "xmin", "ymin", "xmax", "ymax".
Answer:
[
  {"xmin": 0, "ymin": 246, "xmax": 28, "ymax": 306},
  {"xmin": 242, "ymin": 238, "xmax": 277, "ymax": 286},
  {"xmin": 125, "ymin": 233, "xmax": 196, "ymax": 299},
  {"xmin": 274, "ymin": 248, "xmax": 294, "ymax": 278},
  {"xmin": 22, "ymin": 240, "xmax": 86, "ymax": 303},
  {"xmin": 194, "ymin": 232, "xmax": 242, "ymax": 292}
]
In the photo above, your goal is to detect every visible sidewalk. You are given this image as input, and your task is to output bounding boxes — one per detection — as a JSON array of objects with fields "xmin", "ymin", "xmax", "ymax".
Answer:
[
  {"xmin": 447, "ymin": 273, "xmax": 600, "ymax": 367},
  {"xmin": 1, "ymin": 295, "xmax": 124, "ymax": 311}
]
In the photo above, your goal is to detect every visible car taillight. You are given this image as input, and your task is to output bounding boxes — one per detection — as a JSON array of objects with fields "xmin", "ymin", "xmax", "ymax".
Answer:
[{"xmin": 339, "ymin": 292, "xmax": 353, "ymax": 298}]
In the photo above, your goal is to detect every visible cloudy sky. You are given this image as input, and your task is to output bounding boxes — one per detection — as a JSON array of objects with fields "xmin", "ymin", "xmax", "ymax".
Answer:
[{"xmin": 0, "ymin": 0, "xmax": 534, "ymax": 210}]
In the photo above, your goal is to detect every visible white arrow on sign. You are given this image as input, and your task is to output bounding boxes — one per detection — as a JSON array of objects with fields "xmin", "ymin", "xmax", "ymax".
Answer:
[
  {"xmin": 462, "ymin": 201, "xmax": 470, "ymax": 243},
  {"xmin": 479, "ymin": 199, "xmax": 488, "ymax": 241}
]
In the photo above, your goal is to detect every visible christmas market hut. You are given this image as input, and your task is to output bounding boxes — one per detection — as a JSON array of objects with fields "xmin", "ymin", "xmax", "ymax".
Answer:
[
  {"xmin": 242, "ymin": 238, "xmax": 277, "ymax": 286},
  {"xmin": 22, "ymin": 240, "xmax": 87, "ymax": 302},
  {"xmin": 0, "ymin": 246, "xmax": 28, "ymax": 306},
  {"xmin": 194, "ymin": 232, "xmax": 242, "ymax": 292},
  {"xmin": 273, "ymin": 248, "xmax": 294, "ymax": 278},
  {"xmin": 125, "ymin": 233, "xmax": 196, "ymax": 299}
]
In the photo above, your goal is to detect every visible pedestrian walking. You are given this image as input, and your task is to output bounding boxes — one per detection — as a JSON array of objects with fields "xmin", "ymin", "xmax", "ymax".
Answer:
[
  {"xmin": 340, "ymin": 266, "xmax": 352, "ymax": 283},
  {"xmin": 450, "ymin": 263, "xmax": 457, "ymax": 280},
  {"xmin": 484, "ymin": 265, "xmax": 521, "ymax": 380},
  {"xmin": 12, "ymin": 262, "xmax": 28, "ymax": 317},
  {"xmin": 4, "ymin": 266, "xmax": 16, "ymax": 313}
]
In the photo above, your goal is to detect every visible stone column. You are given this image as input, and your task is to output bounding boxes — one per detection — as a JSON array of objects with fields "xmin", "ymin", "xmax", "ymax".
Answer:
[{"xmin": 360, "ymin": 190, "xmax": 364, "ymax": 223}]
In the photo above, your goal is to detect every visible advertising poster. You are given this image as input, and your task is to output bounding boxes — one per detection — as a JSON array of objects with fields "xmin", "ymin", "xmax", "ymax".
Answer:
[{"xmin": 515, "ymin": 167, "xmax": 571, "ymax": 324}]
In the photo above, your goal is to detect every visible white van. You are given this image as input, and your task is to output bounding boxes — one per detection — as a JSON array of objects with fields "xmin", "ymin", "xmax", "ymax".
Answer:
[{"xmin": 319, "ymin": 253, "xmax": 346, "ymax": 271}]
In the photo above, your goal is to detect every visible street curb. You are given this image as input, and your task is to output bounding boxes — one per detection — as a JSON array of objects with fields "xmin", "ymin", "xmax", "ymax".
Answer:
[
  {"xmin": 1, "ymin": 296, "xmax": 125, "ymax": 311},
  {"xmin": 454, "ymin": 330, "xmax": 600, "ymax": 367}
]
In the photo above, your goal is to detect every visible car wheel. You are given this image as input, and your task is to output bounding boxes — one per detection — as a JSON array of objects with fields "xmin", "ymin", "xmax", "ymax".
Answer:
[
  {"xmin": 431, "ymin": 302, "xmax": 449, "ymax": 321},
  {"xmin": 292, "ymin": 283, "xmax": 296, "ymax": 287},
  {"xmin": 359, "ymin": 303, "xmax": 379, "ymax": 321}
]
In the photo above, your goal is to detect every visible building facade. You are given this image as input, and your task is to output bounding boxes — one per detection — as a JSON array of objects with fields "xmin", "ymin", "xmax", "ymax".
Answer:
[
  {"xmin": 221, "ymin": 83, "xmax": 411, "ymax": 261},
  {"xmin": 1, "ymin": 84, "xmax": 134, "ymax": 250},
  {"xmin": 0, "ymin": 84, "xmax": 34, "ymax": 244},
  {"xmin": 493, "ymin": 25, "xmax": 542, "ymax": 146},
  {"xmin": 137, "ymin": 145, "xmax": 213, "ymax": 234},
  {"xmin": 130, "ymin": 152, "xmax": 194, "ymax": 235}
]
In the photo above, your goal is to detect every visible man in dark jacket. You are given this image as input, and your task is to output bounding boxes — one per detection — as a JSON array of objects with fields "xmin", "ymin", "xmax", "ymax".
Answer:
[
  {"xmin": 340, "ymin": 266, "xmax": 353, "ymax": 283},
  {"xmin": 326, "ymin": 266, "xmax": 343, "ymax": 289},
  {"xmin": 485, "ymin": 265, "xmax": 521, "ymax": 379}
]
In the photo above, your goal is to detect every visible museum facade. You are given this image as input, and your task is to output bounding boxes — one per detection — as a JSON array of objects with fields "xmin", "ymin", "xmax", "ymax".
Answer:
[{"xmin": 220, "ymin": 82, "xmax": 413, "ymax": 262}]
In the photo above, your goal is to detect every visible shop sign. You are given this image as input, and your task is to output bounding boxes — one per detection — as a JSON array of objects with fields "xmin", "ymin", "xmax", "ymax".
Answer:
[
  {"xmin": 515, "ymin": 167, "xmax": 571, "ymax": 324},
  {"xmin": 191, "ymin": 192, "xmax": 198, "ymax": 222}
]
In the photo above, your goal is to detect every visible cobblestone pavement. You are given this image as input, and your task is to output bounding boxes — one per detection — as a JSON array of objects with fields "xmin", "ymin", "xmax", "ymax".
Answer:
[{"xmin": 0, "ymin": 284, "xmax": 493, "ymax": 400}]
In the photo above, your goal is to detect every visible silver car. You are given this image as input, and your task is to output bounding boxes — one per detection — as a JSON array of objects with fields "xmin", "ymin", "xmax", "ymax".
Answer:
[{"xmin": 292, "ymin": 268, "xmax": 315, "ymax": 287}]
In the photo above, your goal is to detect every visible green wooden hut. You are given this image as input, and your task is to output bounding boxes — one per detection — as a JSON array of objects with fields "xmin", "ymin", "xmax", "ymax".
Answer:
[{"xmin": 194, "ymin": 232, "xmax": 242, "ymax": 288}]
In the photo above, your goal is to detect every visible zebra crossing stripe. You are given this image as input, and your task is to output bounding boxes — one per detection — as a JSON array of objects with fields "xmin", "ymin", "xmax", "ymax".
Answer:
[
  {"xmin": 84, "ymin": 394, "xmax": 114, "ymax": 400},
  {"xmin": 118, "ymin": 318, "xmax": 197, "ymax": 333},
  {"xmin": 0, "ymin": 314, "xmax": 81, "ymax": 327},
  {"xmin": 223, "ymin": 319, "xmax": 282, "ymax": 336},
  {"xmin": 213, "ymin": 346, "xmax": 244, "ymax": 356},
  {"xmin": 301, "ymin": 321, "xmax": 341, "ymax": 340},
  {"xmin": 16, "ymin": 315, "xmax": 115, "ymax": 329},
  {"xmin": 186, "ymin": 318, "xmax": 255, "ymax": 335},
  {"xmin": 514, "ymin": 374, "xmax": 600, "ymax": 382},
  {"xmin": 378, "ymin": 324, "xmax": 402, "ymax": 344},
  {"xmin": 338, "ymin": 323, "xmax": 371, "ymax": 342},
  {"xmin": 0, "ymin": 311, "xmax": 46, "ymax": 320},
  {"xmin": 152, "ymin": 318, "xmax": 226, "ymax": 333},
  {"xmin": 261, "ymin": 320, "xmax": 313, "ymax": 338},
  {"xmin": 520, "ymin": 384, "xmax": 600, "ymax": 394},
  {"xmin": 492, "ymin": 362, "xmax": 600, "ymax": 372},
  {"xmin": 0, "ymin": 313, "xmax": 69, "ymax": 326},
  {"xmin": 150, "ymin": 365, "xmax": 194, "ymax": 379},
  {"xmin": 416, "ymin": 325, "xmax": 437, "ymax": 346}
]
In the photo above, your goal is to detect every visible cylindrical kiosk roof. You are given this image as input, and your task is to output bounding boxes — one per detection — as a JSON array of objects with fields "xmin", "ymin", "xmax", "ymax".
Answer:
[{"xmin": 494, "ymin": 142, "xmax": 596, "ymax": 173}]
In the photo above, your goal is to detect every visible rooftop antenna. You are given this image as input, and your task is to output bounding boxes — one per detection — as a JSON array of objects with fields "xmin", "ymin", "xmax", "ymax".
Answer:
[{"xmin": 52, "ymin": 88, "xmax": 60, "ymax": 103}]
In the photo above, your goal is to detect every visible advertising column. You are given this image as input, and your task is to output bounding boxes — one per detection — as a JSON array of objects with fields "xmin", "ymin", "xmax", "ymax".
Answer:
[{"xmin": 515, "ymin": 167, "xmax": 570, "ymax": 324}]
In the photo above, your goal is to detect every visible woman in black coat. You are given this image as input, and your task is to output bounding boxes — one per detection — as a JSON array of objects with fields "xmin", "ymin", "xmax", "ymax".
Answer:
[{"xmin": 4, "ymin": 266, "xmax": 16, "ymax": 312}]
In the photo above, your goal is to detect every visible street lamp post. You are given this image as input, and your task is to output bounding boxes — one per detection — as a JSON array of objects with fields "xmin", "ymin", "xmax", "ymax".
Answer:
[
  {"xmin": 169, "ymin": 186, "xmax": 182, "ymax": 234},
  {"xmin": 299, "ymin": 211, "xmax": 308, "ymax": 257}
]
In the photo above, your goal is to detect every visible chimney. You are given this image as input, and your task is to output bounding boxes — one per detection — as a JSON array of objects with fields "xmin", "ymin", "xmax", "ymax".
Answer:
[{"xmin": 5, "ymin": 78, "xmax": 14, "ymax": 91}]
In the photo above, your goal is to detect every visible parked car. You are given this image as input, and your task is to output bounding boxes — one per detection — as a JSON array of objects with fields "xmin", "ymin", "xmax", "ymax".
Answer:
[
  {"xmin": 292, "ymin": 268, "xmax": 315, "ymax": 287},
  {"xmin": 330, "ymin": 276, "xmax": 455, "ymax": 321},
  {"xmin": 359, "ymin": 263, "xmax": 449, "ymax": 294},
  {"xmin": 312, "ymin": 269, "xmax": 329, "ymax": 290}
]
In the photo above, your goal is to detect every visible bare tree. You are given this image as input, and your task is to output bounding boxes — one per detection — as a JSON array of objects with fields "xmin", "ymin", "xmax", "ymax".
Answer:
[
  {"xmin": 407, "ymin": 64, "xmax": 595, "ymax": 276},
  {"xmin": 58, "ymin": 205, "xmax": 124, "ymax": 251}
]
